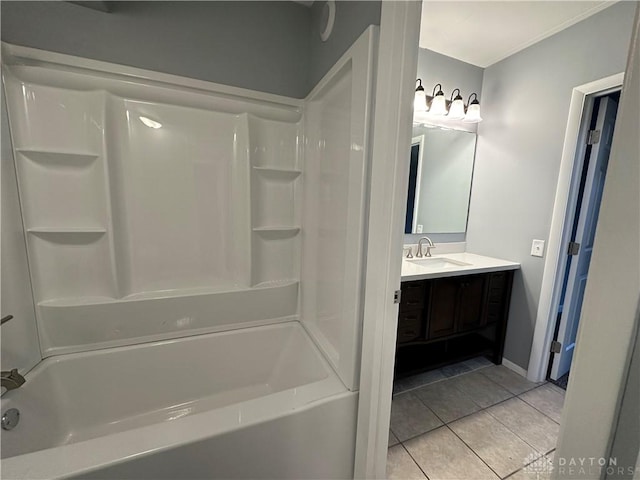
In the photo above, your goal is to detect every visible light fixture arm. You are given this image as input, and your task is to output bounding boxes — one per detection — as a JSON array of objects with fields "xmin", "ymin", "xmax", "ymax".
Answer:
[
  {"xmin": 450, "ymin": 88, "xmax": 462, "ymax": 102},
  {"xmin": 467, "ymin": 93, "xmax": 479, "ymax": 106},
  {"xmin": 432, "ymin": 83, "xmax": 443, "ymax": 97}
]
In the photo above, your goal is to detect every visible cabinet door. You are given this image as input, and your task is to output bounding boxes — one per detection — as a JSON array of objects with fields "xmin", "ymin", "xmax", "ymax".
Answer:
[
  {"xmin": 457, "ymin": 275, "xmax": 485, "ymax": 331},
  {"xmin": 428, "ymin": 278, "xmax": 458, "ymax": 339}
]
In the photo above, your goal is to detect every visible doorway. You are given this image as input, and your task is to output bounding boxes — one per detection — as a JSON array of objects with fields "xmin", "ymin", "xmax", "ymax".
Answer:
[{"xmin": 547, "ymin": 90, "xmax": 621, "ymax": 387}]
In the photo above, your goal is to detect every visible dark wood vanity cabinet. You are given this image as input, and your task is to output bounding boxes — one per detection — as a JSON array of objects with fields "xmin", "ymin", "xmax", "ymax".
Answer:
[
  {"xmin": 428, "ymin": 275, "xmax": 485, "ymax": 338},
  {"xmin": 395, "ymin": 270, "xmax": 514, "ymax": 377}
]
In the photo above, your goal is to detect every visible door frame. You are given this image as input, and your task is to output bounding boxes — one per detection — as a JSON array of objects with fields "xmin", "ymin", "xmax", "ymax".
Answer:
[
  {"xmin": 353, "ymin": 1, "xmax": 421, "ymax": 478},
  {"xmin": 548, "ymin": 93, "xmax": 620, "ymax": 381},
  {"xmin": 356, "ymin": 3, "xmax": 639, "ymax": 477},
  {"xmin": 527, "ymin": 72, "xmax": 624, "ymax": 383}
]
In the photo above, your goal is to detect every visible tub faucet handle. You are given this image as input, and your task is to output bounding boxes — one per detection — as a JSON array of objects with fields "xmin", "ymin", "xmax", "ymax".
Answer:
[{"xmin": 1, "ymin": 369, "xmax": 26, "ymax": 392}]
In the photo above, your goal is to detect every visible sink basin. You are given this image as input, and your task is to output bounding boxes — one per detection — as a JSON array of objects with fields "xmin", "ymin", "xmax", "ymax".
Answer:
[{"xmin": 407, "ymin": 257, "xmax": 471, "ymax": 269}]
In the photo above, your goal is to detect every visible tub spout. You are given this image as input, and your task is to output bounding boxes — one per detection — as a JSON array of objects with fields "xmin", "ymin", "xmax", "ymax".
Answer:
[{"xmin": 1, "ymin": 369, "xmax": 25, "ymax": 392}]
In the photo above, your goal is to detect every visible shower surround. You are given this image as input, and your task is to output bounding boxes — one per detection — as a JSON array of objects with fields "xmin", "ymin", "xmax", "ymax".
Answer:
[{"xmin": 1, "ymin": 26, "xmax": 376, "ymax": 479}]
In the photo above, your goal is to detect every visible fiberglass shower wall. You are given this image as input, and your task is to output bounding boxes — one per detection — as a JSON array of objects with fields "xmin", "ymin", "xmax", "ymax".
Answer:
[{"xmin": 1, "ymin": 27, "xmax": 376, "ymax": 391}]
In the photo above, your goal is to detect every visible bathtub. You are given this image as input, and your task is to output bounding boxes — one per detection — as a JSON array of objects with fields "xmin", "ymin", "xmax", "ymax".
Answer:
[{"xmin": 1, "ymin": 322, "xmax": 358, "ymax": 479}]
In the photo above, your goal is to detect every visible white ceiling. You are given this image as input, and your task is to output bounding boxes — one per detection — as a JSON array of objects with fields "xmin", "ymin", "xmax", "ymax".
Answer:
[{"xmin": 419, "ymin": 1, "xmax": 617, "ymax": 67}]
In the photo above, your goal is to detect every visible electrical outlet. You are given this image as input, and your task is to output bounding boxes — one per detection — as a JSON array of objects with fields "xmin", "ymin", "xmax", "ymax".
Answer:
[
  {"xmin": 531, "ymin": 239, "xmax": 545, "ymax": 257},
  {"xmin": 417, "ymin": 224, "xmax": 423, "ymax": 233}
]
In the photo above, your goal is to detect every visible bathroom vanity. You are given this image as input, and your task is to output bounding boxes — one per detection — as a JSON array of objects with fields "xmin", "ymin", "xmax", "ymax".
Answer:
[{"xmin": 396, "ymin": 253, "xmax": 519, "ymax": 377}]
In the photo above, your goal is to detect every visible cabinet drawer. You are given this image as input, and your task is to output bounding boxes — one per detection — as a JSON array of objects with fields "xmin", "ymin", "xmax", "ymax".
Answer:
[
  {"xmin": 397, "ymin": 309, "xmax": 423, "ymax": 343},
  {"xmin": 400, "ymin": 281, "xmax": 426, "ymax": 310}
]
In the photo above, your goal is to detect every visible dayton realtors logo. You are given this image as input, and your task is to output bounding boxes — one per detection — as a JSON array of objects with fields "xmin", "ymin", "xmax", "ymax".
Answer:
[
  {"xmin": 522, "ymin": 454, "xmax": 639, "ymax": 478},
  {"xmin": 557, "ymin": 457, "xmax": 639, "ymax": 476},
  {"xmin": 522, "ymin": 453, "xmax": 553, "ymax": 478}
]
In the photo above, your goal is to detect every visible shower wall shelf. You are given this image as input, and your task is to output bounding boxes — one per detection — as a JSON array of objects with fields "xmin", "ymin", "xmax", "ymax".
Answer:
[
  {"xmin": 248, "ymin": 114, "xmax": 302, "ymax": 288},
  {"xmin": 15, "ymin": 149, "xmax": 99, "ymax": 165},
  {"xmin": 252, "ymin": 227, "xmax": 301, "ymax": 234},
  {"xmin": 252, "ymin": 166, "xmax": 302, "ymax": 179},
  {"xmin": 27, "ymin": 228, "xmax": 107, "ymax": 234}
]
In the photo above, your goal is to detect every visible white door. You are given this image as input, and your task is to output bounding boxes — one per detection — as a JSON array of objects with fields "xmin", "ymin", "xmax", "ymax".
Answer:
[{"xmin": 550, "ymin": 95, "xmax": 619, "ymax": 380}]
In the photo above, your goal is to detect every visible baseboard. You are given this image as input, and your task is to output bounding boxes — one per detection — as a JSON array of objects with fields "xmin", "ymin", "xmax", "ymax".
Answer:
[{"xmin": 501, "ymin": 357, "xmax": 528, "ymax": 377}]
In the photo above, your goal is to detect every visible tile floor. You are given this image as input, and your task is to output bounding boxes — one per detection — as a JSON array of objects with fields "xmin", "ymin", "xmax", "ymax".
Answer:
[{"xmin": 388, "ymin": 359, "xmax": 565, "ymax": 480}]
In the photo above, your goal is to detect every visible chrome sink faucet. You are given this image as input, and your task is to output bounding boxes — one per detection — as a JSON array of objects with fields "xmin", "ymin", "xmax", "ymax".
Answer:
[
  {"xmin": 1, "ymin": 369, "xmax": 25, "ymax": 392},
  {"xmin": 416, "ymin": 236, "xmax": 435, "ymax": 258}
]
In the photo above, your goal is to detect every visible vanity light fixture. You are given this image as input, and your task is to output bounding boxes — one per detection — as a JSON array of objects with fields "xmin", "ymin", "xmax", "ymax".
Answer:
[
  {"xmin": 414, "ymin": 79, "xmax": 427, "ymax": 113},
  {"xmin": 429, "ymin": 83, "xmax": 447, "ymax": 116},
  {"xmin": 463, "ymin": 93, "xmax": 482, "ymax": 123},
  {"xmin": 447, "ymin": 88, "xmax": 465, "ymax": 120},
  {"xmin": 413, "ymin": 81, "xmax": 483, "ymax": 125}
]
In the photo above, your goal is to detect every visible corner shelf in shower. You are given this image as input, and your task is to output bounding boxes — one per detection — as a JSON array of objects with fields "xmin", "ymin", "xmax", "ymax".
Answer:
[
  {"xmin": 27, "ymin": 227, "xmax": 107, "ymax": 242},
  {"xmin": 252, "ymin": 166, "xmax": 302, "ymax": 180},
  {"xmin": 27, "ymin": 227, "xmax": 107, "ymax": 233},
  {"xmin": 16, "ymin": 149, "xmax": 99, "ymax": 166},
  {"xmin": 252, "ymin": 279, "xmax": 300, "ymax": 289},
  {"xmin": 252, "ymin": 227, "xmax": 300, "ymax": 237}
]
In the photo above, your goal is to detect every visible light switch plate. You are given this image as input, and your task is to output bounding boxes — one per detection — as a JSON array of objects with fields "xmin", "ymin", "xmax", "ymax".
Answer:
[
  {"xmin": 416, "ymin": 224, "xmax": 423, "ymax": 233},
  {"xmin": 531, "ymin": 239, "xmax": 545, "ymax": 257}
]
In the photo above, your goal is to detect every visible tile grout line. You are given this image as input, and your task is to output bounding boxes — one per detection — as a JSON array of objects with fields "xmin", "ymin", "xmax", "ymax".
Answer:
[
  {"xmin": 516, "ymin": 390, "xmax": 563, "ymax": 426},
  {"xmin": 399, "ymin": 442, "xmax": 431, "ymax": 480},
  {"xmin": 393, "ymin": 362, "xmax": 493, "ymax": 396},
  {"xmin": 404, "ymin": 394, "xmax": 554, "ymax": 476},
  {"xmin": 483, "ymin": 400, "xmax": 553, "ymax": 461},
  {"xmin": 412, "ymin": 383, "xmax": 515, "ymax": 433},
  {"xmin": 392, "ymin": 364, "xmax": 561, "ymax": 479},
  {"xmin": 502, "ymin": 448, "xmax": 557, "ymax": 479},
  {"xmin": 475, "ymin": 367, "xmax": 546, "ymax": 396},
  {"xmin": 399, "ymin": 394, "xmax": 524, "ymax": 474},
  {"xmin": 443, "ymin": 423, "xmax": 504, "ymax": 479},
  {"xmin": 398, "ymin": 383, "xmax": 557, "ymax": 446},
  {"xmin": 476, "ymin": 369, "xmax": 546, "ymax": 396},
  {"xmin": 409, "ymin": 367, "xmax": 554, "ymax": 429}
]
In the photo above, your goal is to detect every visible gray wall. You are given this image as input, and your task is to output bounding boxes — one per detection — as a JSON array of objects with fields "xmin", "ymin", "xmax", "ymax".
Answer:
[
  {"xmin": 1, "ymin": 1, "xmax": 381, "ymax": 98},
  {"xmin": 466, "ymin": 1, "xmax": 636, "ymax": 369},
  {"xmin": 416, "ymin": 48, "xmax": 484, "ymax": 110},
  {"xmin": 1, "ymin": 1, "xmax": 312, "ymax": 98},
  {"xmin": 307, "ymin": 1, "xmax": 381, "ymax": 91}
]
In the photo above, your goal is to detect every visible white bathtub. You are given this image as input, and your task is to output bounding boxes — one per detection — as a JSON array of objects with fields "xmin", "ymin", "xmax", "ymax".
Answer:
[{"xmin": 0, "ymin": 322, "xmax": 358, "ymax": 479}]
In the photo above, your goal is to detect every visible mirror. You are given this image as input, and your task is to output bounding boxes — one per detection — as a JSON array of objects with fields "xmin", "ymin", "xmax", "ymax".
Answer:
[{"xmin": 405, "ymin": 125, "xmax": 477, "ymax": 235}]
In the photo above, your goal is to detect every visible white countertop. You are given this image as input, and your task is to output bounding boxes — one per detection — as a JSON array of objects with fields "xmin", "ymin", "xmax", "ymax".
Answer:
[{"xmin": 401, "ymin": 252, "xmax": 520, "ymax": 281}]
